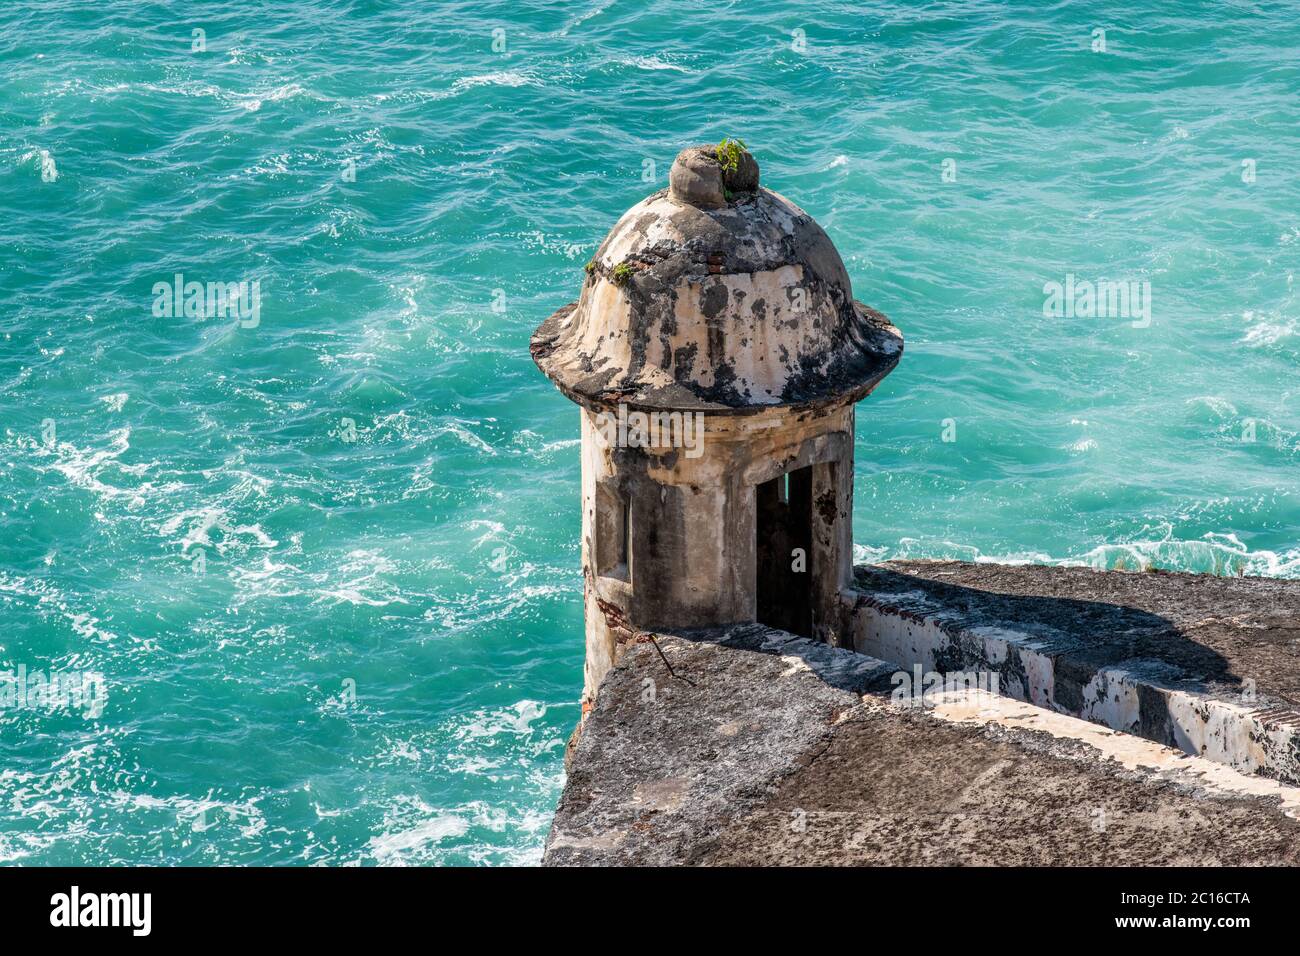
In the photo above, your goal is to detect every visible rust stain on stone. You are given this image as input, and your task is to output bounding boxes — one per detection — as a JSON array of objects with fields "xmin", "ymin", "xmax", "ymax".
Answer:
[{"xmin": 597, "ymin": 597, "xmax": 636, "ymax": 644}]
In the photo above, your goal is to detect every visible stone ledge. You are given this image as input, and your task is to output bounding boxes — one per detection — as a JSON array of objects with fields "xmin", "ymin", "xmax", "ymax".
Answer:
[{"xmin": 849, "ymin": 561, "xmax": 1300, "ymax": 783}]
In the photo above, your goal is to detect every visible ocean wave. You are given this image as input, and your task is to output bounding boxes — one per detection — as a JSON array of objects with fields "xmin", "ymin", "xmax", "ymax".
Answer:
[
  {"xmin": 47, "ymin": 78, "xmax": 324, "ymax": 112},
  {"xmin": 373, "ymin": 71, "xmax": 541, "ymax": 104},
  {"xmin": 311, "ymin": 548, "xmax": 410, "ymax": 607},
  {"xmin": 159, "ymin": 507, "xmax": 278, "ymax": 555},
  {"xmin": 612, "ymin": 55, "xmax": 695, "ymax": 73},
  {"xmin": 23, "ymin": 427, "xmax": 138, "ymax": 502},
  {"xmin": 558, "ymin": 0, "xmax": 617, "ymax": 35},
  {"xmin": 452, "ymin": 700, "xmax": 547, "ymax": 742},
  {"xmin": 0, "ymin": 571, "xmax": 121, "ymax": 646},
  {"xmin": 122, "ymin": 792, "xmax": 267, "ymax": 841},
  {"xmin": 18, "ymin": 148, "xmax": 56, "ymax": 180},
  {"xmin": 431, "ymin": 421, "xmax": 496, "ymax": 456},
  {"xmin": 367, "ymin": 812, "xmax": 469, "ymax": 865},
  {"xmin": 861, "ymin": 531, "xmax": 1300, "ymax": 579},
  {"xmin": 511, "ymin": 429, "xmax": 580, "ymax": 456},
  {"xmin": 423, "ymin": 583, "xmax": 568, "ymax": 631},
  {"xmin": 1241, "ymin": 310, "xmax": 1297, "ymax": 348}
]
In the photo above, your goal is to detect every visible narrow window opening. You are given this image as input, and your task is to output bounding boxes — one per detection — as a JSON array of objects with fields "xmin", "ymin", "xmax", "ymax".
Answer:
[{"xmin": 595, "ymin": 483, "xmax": 631, "ymax": 583}]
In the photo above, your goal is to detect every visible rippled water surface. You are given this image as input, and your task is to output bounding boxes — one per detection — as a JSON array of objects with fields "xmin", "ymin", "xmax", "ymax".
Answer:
[{"xmin": 1, "ymin": 0, "xmax": 1297, "ymax": 864}]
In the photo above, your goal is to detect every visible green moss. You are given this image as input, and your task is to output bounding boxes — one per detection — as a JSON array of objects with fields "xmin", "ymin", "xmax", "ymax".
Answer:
[
  {"xmin": 584, "ymin": 260, "xmax": 596, "ymax": 276},
  {"xmin": 612, "ymin": 262, "xmax": 635, "ymax": 285},
  {"xmin": 714, "ymin": 137, "xmax": 747, "ymax": 174}
]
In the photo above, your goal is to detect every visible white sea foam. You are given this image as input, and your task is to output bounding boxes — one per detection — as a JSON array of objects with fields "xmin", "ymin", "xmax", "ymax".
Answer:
[
  {"xmin": 312, "ymin": 549, "xmax": 408, "ymax": 607},
  {"xmin": 424, "ymin": 583, "xmax": 566, "ymax": 631},
  {"xmin": 160, "ymin": 507, "xmax": 277, "ymax": 555},
  {"xmin": 1240, "ymin": 308, "xmax": 1298, "ymax": 347},
  {"xmin": 512, "ymin": 429, "xmax": 580, "ymax": 456},
  {"xmin": 615, "ymin": 55, "xmax": 693, "ymax": 73},
  {"xmin": 120, "ymin": 792, "xmax": 267, "ymax": 840},
  {"xmin": 230, "ymin": 556, "xmax": 298, "ymax": 596},
  {"xmin": 52, "ymin": 78, "xmax": 320, "ymax": 112},
  {"xmin": 1186, "ymin": 395, "xmax": 1237, "ymax": 418},
  {"xmin": 454, "ymin": 701, "xmax": 547, "ymax": 741},
  {"xmin": 368, "ymin": 815, "xmax": 469, "ymax": 865},
  {"xmin": 465, "ymin": 519, "xmax": 507, "ymax": 550},
  {"xmin": 866, "ymin": 531, "xmax": 1300, "ymax": 579},
  {"xmin": 1243, "ymin": 318, "xmax": 1297, "ymax": 347},
  {"xmin": 21, "ymin": 148, "xmax": 56, "ymax": 180},
  {"xmin": 31, "ymin": 428, "xmax": 134, "ymax": 501},
  {"xmin": 559, "ymin": 0, "xmax": 616, "ymax": 35},
  {"xmin": 378, "ymin": 71, "xmax": 541, "ymax": 104},
  {"xmin": 432, "ymin": 421, "xmax": 496, "ymax": 455},
  {"xmin": 230, "ymin": 82, "xmax": 314, "ymax": 112},
  {"xmin": 0, "ymin": 571, "xmax": 120, "ymax": 645},
  {"xmin": 366, "ymin": 793, "xmax": 470, "ymax": 866}
]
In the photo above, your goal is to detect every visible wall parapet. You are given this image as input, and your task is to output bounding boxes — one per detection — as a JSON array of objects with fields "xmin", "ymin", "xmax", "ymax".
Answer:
[{"xmin": 846, "ymin": 561, "xmax": 1300, "ymax": 784}]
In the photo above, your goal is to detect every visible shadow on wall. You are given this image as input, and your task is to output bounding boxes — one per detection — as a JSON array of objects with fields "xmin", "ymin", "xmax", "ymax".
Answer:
[{"xmin": 853, "ymin": 566, "xmax": 1237, "ymax": 692}]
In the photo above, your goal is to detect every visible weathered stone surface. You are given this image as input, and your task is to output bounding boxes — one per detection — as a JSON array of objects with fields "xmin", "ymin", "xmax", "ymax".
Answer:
[
  {"xmin": 667, "ymin": 145, "xmax": 729, "ymax": 209},
  {"xmin": 850, "ymin": 561, "xmax": 1300, "ymax": 782},
  {"xmin": 544, "ymin": 625, "xmax": 895, "ymax": 866},
  {"xmin": 705, "ymin": 697, "xmax": 1300, "ymax": 866},
  {"xmin": 531, "ymin": 145, "xmax": 902, "ymax": 412},
  {"xmin": 546, "ymin": 614, "xmax": 1300, "ymax": 867},
  {"xmin": 667, "ymin": 143, "xmax": 761, "ymax": 208},
  {"xmin": 575, "ymin": 404, "xmax": 859, "ymax": 704}
]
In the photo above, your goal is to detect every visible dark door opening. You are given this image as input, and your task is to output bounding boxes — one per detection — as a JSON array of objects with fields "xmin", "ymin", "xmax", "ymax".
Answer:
[{"xmin": 756, "ymin": 465, "xmax": 813, "ymax": 637}]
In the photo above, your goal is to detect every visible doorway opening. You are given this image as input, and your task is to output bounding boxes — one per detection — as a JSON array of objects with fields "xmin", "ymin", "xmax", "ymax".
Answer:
[{"xmin": 755, "ymin": 465, "xmax": 813, "ymax": 637}]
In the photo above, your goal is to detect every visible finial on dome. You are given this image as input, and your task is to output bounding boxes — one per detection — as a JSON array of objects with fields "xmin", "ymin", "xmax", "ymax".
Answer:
[{"xmin": 668, "ymin": 140, "xmax": 760, "ymax": 208}]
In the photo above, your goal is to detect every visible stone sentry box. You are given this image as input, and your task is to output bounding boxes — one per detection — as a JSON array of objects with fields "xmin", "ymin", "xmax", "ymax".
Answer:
[{"xmin": 532, "ymin": 143, "xmax": 903, "ymax": 708}]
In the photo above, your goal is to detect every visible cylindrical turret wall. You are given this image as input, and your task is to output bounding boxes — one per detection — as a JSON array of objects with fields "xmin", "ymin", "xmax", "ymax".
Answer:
[{"xmin": 577, "ymin": 400, "xmax": 857, "ymax": 705}]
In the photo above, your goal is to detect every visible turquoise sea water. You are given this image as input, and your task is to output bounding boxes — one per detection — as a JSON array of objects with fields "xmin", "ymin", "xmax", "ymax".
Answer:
[{"xmin": 1, "ymin": 0, "xmax": 1297, "ymax": 864}]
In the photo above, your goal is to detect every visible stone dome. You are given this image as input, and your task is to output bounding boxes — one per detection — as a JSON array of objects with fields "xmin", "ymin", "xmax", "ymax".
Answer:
[{"xmin": 531, "ymin": 144, "xmax": 903, "ymax": 413}]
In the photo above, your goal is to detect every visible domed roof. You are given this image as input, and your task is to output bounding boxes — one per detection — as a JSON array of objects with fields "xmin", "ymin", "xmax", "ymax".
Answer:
[{"xmin": 531, "ymin": 143, "xmax": 903, "ymax": 413}]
